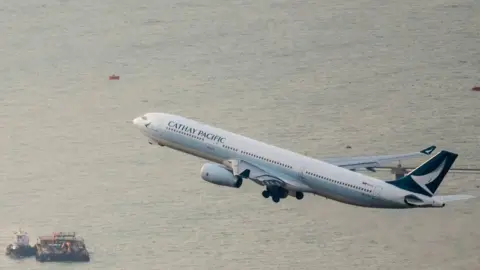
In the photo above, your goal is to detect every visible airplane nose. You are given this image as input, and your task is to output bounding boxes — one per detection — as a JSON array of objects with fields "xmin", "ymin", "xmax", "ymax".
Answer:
[
  {"xmin": 132, "ymin": 117, "xmax": 145, "ymax": 128},
  {"xmin": 132, "ymin": 117, "xmax": 139, "ymax": 125},
  {"xmin": 132, "ymin": 116, "xmax": 151, "ymax": 128}
]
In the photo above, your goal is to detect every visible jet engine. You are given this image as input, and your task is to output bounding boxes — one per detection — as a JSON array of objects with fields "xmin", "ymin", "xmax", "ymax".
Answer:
[{"xmin": 200, "ymin": 163, "xmax": 243, "ymax": 188}]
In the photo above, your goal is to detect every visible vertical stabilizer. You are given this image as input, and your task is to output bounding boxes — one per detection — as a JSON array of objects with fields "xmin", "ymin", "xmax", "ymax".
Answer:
[{"xmin": 386, "ymin": 150, "xmax": 458, "ymax": 196}]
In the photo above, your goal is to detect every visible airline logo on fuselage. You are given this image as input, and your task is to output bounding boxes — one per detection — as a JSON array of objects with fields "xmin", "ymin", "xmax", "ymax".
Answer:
[{"xmin": 168, "ymin": 121, "xmax": 226, "ymax": 143}]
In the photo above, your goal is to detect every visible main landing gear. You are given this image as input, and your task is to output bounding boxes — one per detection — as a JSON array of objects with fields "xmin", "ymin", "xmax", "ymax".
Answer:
[{"xmin": 261, "ymin": 186, "xmax": 304, "ymax": 203}]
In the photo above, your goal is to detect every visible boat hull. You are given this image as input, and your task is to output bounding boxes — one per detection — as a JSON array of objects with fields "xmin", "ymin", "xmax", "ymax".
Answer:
[{"xmin": 5, "ymin": 244, "xmax": 36, "ymax": 258}]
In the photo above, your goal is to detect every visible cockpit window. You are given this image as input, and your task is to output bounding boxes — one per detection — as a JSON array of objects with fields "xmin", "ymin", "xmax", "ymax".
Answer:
[{"xmin": 141, "ymin": 116, "xmax": 148, "ymax": 120}]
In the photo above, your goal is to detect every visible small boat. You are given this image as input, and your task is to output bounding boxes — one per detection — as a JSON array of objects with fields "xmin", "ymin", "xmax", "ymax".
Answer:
[
  {"xmin": 5, "ymin": 230, "xmax": 36, "ymax": 258},
  {"xmin": 35, "ymin": 232, "xmax": 90, "ymax": 262}
]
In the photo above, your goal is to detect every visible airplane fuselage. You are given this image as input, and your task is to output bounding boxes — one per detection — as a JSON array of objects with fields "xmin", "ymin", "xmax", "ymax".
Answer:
[{"xmin": 133, "ymin": 113, "xmax": 444, "ymax": 208}]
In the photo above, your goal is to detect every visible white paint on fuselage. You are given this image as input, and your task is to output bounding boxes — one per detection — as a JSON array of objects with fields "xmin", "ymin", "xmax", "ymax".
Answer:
[{"xmin": 133, "ymin": 113, "xmax": 430, "ymax": 208}]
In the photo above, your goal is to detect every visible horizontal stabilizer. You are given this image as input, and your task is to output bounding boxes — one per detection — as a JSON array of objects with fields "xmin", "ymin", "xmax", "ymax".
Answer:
[{"xmin": 433, "ymin": 194, "xmax": 476, "ymax": 203}]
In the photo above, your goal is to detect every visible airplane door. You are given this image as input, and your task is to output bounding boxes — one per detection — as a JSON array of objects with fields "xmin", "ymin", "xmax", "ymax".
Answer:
[
  {"xmin": 298, "ymin": 167, "xmax": 307, "ymax": 181},
  {"xmin": 204, "ymin": 139, "xmax": 221, "ymax": 158},
  {"xmin": 372, "ymin": 186, "xmax": 383, "ymax": 198},
  {"xmin": 205, "ymin": 134, "xmax": 222, "ymax": 153},
  {"xmin": 205, "ymin": 144, "xmax": 216, "ymax": 153}
]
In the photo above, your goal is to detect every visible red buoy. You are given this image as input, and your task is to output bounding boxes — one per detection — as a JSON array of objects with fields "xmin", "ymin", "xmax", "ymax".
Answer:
[
  {"xmin": 472, "ymin": 86, "xmax": 480, "ymax": 91},
  {"xmin": 109, "ymin": 74, "xmax": 120, "ymax": 80}
]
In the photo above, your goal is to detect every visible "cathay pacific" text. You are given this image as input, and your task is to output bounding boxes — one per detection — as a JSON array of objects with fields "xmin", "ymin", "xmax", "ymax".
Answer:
[{"xmin": 168, "ymin": 121, "xmax": 226, "ymax": 143}]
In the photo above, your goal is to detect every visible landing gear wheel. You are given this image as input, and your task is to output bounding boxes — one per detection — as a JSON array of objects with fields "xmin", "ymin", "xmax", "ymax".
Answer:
[
  {"xmin": 272, "ymin": 196, "xmax": 280, "ymax": 203},
  {"xmin": 262, "ymin": 190, "xmax": 270, "ymax": 198},
  {"xmin": 295, "ymin": 192, "xmax": 304, "ymax": 200}
]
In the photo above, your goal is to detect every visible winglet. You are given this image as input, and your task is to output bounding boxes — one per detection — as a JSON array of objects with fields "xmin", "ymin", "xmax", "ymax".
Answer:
[{"xmin": 420, "ymin": 145, "xmax": 436, "ymax": 155}]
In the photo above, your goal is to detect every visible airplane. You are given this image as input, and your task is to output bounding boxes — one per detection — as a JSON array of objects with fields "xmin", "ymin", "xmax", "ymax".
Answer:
[{"xmin": 132, "ymin": 112, "xmax": 475, "ymax": 208}]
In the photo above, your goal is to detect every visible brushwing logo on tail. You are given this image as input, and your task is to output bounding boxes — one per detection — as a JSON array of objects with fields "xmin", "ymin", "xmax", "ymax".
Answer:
[{"xmin": 410, "ymin": 158, "xmax": 446, "ymax": 195}]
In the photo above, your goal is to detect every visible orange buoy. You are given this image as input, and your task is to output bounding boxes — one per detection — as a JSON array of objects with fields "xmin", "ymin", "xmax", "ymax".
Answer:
[
  {"xmin": 472, "ymin": 86, "xmax": 480, "ymax": 91},
  {"xmin": 109, "ymin": 75, "xmax": 120, "ymax": 80}
]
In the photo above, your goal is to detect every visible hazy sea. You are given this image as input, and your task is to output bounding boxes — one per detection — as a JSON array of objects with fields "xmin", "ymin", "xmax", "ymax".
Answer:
[{"xmin": 0, "ymin": 0, "xmax": 479, "ymax": 269}]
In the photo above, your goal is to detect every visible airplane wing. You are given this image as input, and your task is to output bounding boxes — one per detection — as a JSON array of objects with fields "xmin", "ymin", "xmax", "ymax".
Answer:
[
  {"xmin": 322, "ymin": 145, "xmax": 436, "ymax": 171},
  {"xmin": 433, "ymin": 194, "xmax": 476, "ymax": 203},
  {"xmin": 227, "ymin": 159, "xmax": 311, "ymax": 191}
]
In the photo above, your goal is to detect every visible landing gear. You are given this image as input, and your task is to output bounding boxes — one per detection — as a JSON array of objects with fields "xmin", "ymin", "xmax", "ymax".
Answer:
[
  {"xmin": 272, "ymin": 195, "xmax": 280, "ymax": 203},
  {"xmin": 261, "ymin": 186, "xmax": 288, "ymax": 203},
  {"xmin": 148, "ymin": 139, "xmax": 164, "ymax": 146},
  {"xmin": 261, "ymin": 189, "xmax": 279, "ymax": 203},
  {"xmin": 295, "ymin": 192, "xmax": 304, "ymax": 200}
]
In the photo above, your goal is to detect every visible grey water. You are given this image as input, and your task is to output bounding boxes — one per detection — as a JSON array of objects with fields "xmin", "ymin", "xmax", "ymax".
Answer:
[{"xmin": 0, "ymin": 0, "xmax": 479, "ymax": 269}]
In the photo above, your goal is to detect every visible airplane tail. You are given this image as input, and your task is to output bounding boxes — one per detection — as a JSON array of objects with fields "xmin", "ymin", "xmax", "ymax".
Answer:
[{"xmin": 386, "ymin": 150, "xmax": 458, "ymax": 197}]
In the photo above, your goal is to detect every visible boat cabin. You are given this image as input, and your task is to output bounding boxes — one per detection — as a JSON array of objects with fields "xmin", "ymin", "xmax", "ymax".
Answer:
[
  {"xmin": 13, "ymin": 230, "xmax": 30, "ymax": 246},
  {"xmin": 37, "ymin": 232, "xmax": 85, "ymax": 248}
]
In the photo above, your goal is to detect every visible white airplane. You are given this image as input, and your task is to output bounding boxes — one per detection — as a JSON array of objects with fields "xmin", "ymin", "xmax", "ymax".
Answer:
[{"xmin": 132, "ymin": 112, "xmax": 475, "ymax": 208}]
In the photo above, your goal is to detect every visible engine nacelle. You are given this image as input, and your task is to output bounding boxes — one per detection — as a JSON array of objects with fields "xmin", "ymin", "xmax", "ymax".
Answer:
[{"xmin": 200, "ymin": 163, "xmax": 243, "ymax": 188}]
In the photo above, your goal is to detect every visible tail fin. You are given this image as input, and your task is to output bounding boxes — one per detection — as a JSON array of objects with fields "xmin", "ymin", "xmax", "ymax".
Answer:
[{"xmin": 386, "ymin": 150, "xmax": 458, "ymax": 197}]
